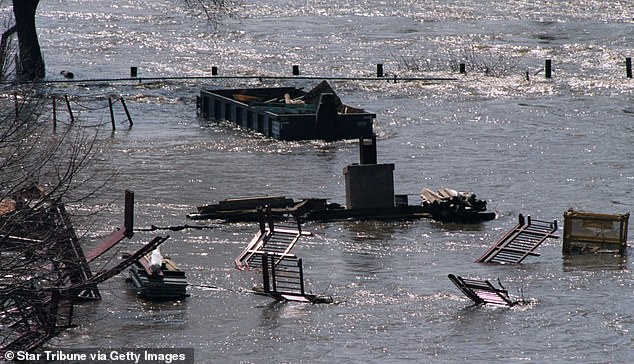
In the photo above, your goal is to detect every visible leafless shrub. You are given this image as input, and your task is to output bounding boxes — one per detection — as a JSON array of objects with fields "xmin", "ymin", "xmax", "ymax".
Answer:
[
  {"xmin": 0, "ymin": 88, "xmax": 113, "ymax": 353},
  {"xmin": 180, "ymin": 0, "xmax": 242, "ymax": 27},
  {"xmin": 394, "ymin": 40, "xmax": 525, "ymax": 77}
]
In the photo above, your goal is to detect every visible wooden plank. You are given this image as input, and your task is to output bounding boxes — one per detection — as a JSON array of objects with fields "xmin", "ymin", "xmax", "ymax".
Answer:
[
  {"xmin": 85, "ymin": 228, "xmax": 128, "ymax": 263},
  {"xmin": 219, "ymin": 196, "xmax": 292, "ymax": 211},
  {"xmin": 421, "ymin": 188, "xmax": 443, "ymax": 203},
  {"xmin": 437, "ymin": 188, "xmax": 457, "ymax": 199}
]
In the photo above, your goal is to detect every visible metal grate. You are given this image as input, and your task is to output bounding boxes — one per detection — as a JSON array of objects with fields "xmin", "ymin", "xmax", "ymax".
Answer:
[
  {"xmin": 448, "ymin": 274, "xmax": 518, "ymax": 307},
  {"xmin": 476, "ymin": 214, "xmax": 558, "ymax": 264}
]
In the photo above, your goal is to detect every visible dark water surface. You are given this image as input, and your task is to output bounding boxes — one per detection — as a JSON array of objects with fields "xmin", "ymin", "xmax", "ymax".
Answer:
[{"xmin": 4, "ymin": 0, "xmax": 633, "ymax": 362}]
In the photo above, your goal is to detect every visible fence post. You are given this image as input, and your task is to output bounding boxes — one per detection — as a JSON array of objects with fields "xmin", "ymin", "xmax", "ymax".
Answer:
[
  {"xmin": 376, "ymin": 63, "xmax": 384, "ymax": 77},
  {"xmin": 124, "ymin": 189, "xmax": 134, "ymax": 237},
  {"xmin": 545, "ymin": 59, "xmax": 552, "ymax": 78},
  {"xmin": 120, "ymin": 97, "xmax": 133, "ymax": 127},
  {"xmin": 298, "ymin": 258, "xmax": 305, "ymax": 295},
  {"xmin": 52, "ymin": 96, "xmax": 57, "ymax": 130},
  {"xmin": 108, "ymin": 97, "xmax": 116, "ymax": 131},
  {"xmin": 64, "ymin": 95, "xmax": 74, "ymax": 124},
  {"xmin": 14, "ymin": 92, "xmax": 18, "ymax": 121}
]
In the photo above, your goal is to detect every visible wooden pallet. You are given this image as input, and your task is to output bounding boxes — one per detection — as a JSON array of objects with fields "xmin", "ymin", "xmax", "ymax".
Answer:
[{"xmin": 476, "ymin": 214, "xmax": 558, "ymax": 264}]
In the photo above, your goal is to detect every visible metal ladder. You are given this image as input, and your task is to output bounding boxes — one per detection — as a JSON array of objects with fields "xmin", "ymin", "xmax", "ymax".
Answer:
[
  {"xmin": 235, "ymin": 206, "xmax": 306, "ymax": 269},
  {"xmin": 476, "ymin": 214, "xmax": 558, "ymax": 264}
]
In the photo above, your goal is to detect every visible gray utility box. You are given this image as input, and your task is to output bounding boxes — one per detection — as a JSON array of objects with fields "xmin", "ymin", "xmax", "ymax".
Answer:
[{"xmin": 343, "ymin": 163, "xmax": 395, "ymax": 209}]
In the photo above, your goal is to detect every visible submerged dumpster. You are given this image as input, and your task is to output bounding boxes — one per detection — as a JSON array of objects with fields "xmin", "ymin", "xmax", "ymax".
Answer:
[{"xmin": 197, "ymin": 81, "xmax": 375, "ymax": 141}]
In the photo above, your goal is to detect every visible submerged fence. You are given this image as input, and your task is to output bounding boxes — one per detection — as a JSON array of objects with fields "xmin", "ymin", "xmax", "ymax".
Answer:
[
  {"xmin": 7, "ymin": 92, "xmax": 133, "ymax": 132},
  {"xmin": 14, "ymin": 57, "xmax": 631, "ymax": 85},
  {"xmin": 2, "ymin": 57, "xmax": 631, "ymax": 132}
]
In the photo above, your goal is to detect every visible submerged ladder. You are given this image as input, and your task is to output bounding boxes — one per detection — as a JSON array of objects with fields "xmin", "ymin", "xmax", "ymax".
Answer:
[
  {"xmin": 235, "ymin": 206, "xmax": 307, "ymax": 270},
  {"xmin": 448, "ymin": 274, "xmax": 519, "ymax": 307},
  {"xmin": 257, "ymin": 253, "xmax": 331, "ymax": 303},
  {"xmin": 475, "ymin": 214, "xmax": 558, "ymax": 264},
  {"xmin": 260, "ymin": 253, "xmax": 306, "ymax": 301}
]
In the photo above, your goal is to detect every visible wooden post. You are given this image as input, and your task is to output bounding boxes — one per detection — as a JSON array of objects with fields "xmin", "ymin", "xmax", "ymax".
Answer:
[
  {"xmin": 266, "ymin": 205, "xmax": 275, "ymax": 232},
  {"xmin": 108, "ymin": 97, "xmax": 116, "ymax": 131},
  {"xmin": 124, "ymin": 190, "xmax": 134, "ymax": 238},
  {"xmin": 545, "ymin": 59, "xmax": 552, "ymax": 78},
  {"xmin": 359, "ymin": 135, "xmax": 377, "ymax": 165},
  {"xmin": 14, "ymin": 92, "xmax": 18, "ymax": 121},
  {"xmin": 626, "ymin": 57, "xmax": 632, "ymax": 79},
  {"xmin": 120, "ymin": 97, "xmax": 133, "ymax": 127},
  {"xmin": 130, "ymin": 67, "xmax": 137, "ymax": 78},
  {"xmin": 261, "ymin": 254, "xmax": 270, "ymax": 293},
  {"xmin": 52, "ymin": 96, "xmax": 57, "ymax": 130},
  {"xmin": 257, "ymin": 207, "xmax": 266, "ymax": 234},
  {"xmin": 64, "ymin": 94, "xmax": 74, "ymax": 124},
  {"xmin": 376, "ymin": 63, "xmax": 384, "ymax": 77},
  {"xmin": 270, "ymin": 255, "xmax": 277, "ymax": 292},
  {"xmin": 298, "ymin": 258, "xmax": 305, "ymax": 295},
  {"xmin": 292, "ymin": 65, "xmax": 300, "ymax": 76},
  {"xmin": 211, "ymin": 66, "xmax": 218, "ymax": 76},
  {"xmin": 459, "ymin": 63, "xmax": 466, "ymax": 74}
]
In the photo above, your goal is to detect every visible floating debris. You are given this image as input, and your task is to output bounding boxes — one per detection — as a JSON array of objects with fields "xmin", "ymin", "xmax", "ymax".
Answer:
[
  {"xmin": 563, "ymin": 209, "xmax": 629, "ymax": 255},
  {"xmin": 197, "ymin": 80, "xmax": 375, "ymax": 141},
  {"xmin": 125, "ymin": 248, "xmax": 189, "ymax": 300},
  {"xmin": 475, "ymin": 214, "xmax": 558, "ymax": 264},
  {"xmin": 420, "ymin": 187, "xmax": 495, "ymax": 223},
  {"xmin": 188, "ymin": 137, "xmax": 496, "ymax": 224},
  {"xmin": 448, "ymin": 274, "xmax": 526, "ymax": 307},
  {"xmin": 234, "ymin": 206, "xmax": 309, "ymax": 270},
  {"xmin": 0, "ymin": 188, "xmax": 169, "ymax": 354},
  {"xmin": 253, "ymin": 253, "xmax": 333, "ymax": 304}
]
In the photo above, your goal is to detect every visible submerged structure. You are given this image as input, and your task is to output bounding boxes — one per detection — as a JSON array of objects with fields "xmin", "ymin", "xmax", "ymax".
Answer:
[
  {"xmin": 188, "ymin": 136, "xmax": 496, "ymax": 224},
  {"xmin": 237, "ymin": 208, "xmax": 332, "ymax": 303},
  {"xmin": 254, "ymin": 253, "xmax": 332, "ymax": 304},
  {"xmin": 476, "ymin": 214, "xmax": 558, "ymax": 264},
  {"xmin": 0, "ymin": 188, "xmax": 168, "ymax": 354},
  {"xmin": 448, "ymin": 274, "xmax": 525, "ymax": 307},
  {"xmin": 197, "ymin": 80, "xmax": 375, "ymax": 141},
  {"xmin": 562, "ymin": 209, "xmax": 629, "ymax": 255},
  {"xmin": 421, "ymin": 187, "xmax": 493, "ymax": 223},
  {"xmin": 235, "ymin": 206, "xmax": 308, "ymax": 270},
  {"xmin": 126, "ymin": 248, "xmax": 189, "ymax": 300}
]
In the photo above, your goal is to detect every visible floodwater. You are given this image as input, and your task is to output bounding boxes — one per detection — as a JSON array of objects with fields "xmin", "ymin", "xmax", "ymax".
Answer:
[{"xmin": 3, "ymin": 0, "xmax": 634, "ymax": 362}]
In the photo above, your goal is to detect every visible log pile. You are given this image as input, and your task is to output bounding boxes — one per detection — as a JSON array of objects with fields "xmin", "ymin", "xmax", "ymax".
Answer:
[{"xmin": 420, "ymin": 187, "xmax": 491, "ymax": 222}]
